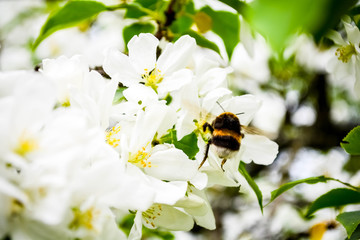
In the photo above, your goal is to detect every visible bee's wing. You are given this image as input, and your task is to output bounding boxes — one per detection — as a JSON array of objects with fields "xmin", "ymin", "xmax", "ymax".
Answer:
[
  {"xmin": 241, "ymin": 125, "xmax": 277, "ymax": 140},
  {"xmin": 241, "ymin": 125, "xmax": 264, "ymax": 135}
]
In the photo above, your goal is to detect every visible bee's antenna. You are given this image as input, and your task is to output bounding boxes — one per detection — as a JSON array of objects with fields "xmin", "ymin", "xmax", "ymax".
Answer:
[
  {"xmin": 216, "ymin": 101, "xmax": 226, "ymax": 112},
  {"xmin": 235, "ymin": 112, "xmax": 244, "ymax": 115}
]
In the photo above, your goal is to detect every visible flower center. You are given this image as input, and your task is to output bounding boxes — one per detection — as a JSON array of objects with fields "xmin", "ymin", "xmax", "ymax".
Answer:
[
  {"xmin": 14, "ymin": 131, "xmax": 38, "ymax": 156},
  {"xmin": 10, "ymin": 198, "xmax": 24, "ymax": 216},
  {"xmin": 128, "ymin": 145, "xmax": 152, "ymax": 168},
  {"xmin": 143, "ymin": 68, "xmax": 163, "ymax": 91},
  {"xmin": 68, "ymin": 207, "xmax": 97, "ymax": 231},
  {"xmin": 142, "ymin": 204, "xmax": 163, "ymax": 228},
  {"xmin": 194, "ymin": 118, "xmax": 211, "ymax": 142},
  {"xmin": 61, "ymin": 99, "xmax": 71, "ymax": 107},
  {"xmin": 335, "ymin": 44, "xmax": 356, "ymax": 63},
  {"xmin": 105, "ymin": 125, "xmax": 121, "ymax": 148}
]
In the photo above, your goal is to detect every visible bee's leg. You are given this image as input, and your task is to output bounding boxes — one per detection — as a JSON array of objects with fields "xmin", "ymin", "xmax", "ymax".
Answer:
[
  {"xmin": 198, "ymin": 140, "xmax": 211, "ymax": 170},
  {"xmin": 221, "ymin": 159, "xmax": 227, "ymax": 171}
]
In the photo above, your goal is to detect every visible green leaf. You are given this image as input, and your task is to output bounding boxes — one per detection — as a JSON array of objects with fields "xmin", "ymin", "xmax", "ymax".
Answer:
[
  {"xmin": 267, "ymin": 176, "xmax": 360, "ymax": 206},
  {"xmin": 348, "ymin": 225, "xmax": 360, "ymax": 240},
  {"xmin": 159, "ymin": 130, "xmax": 199, "ymax": 160},
  {"xmin": 245, "ymin": 0, "xmax": 357, "ymax": 51},
  {"xmin": 341, "ymin": 126, "xmax": 360, "ymax": 155},
  {"xmin": 218, "ymin": 0, "xmax": 248, "ymax": 15},
  {"xmin": 336, "ymin": 211, "xmax": 360, "ymax": 238},
  {"xmin": 343, "ymin": 155, "xmax": 360, "ymax": 174},
  {"xmin": 269, "ymin": 176, "xmax": 329, "ymax": 204},
  {"xmin": 170, "ymin": 15, "xmax": 193, "ymax": 34},
  {"xmin": 124, "ymin": 0, "xmax": 158, "ymax": 19},
  {"xmin": 113, "ymin": 87, "xmax": 127, "ymax": 105},
  {"xmin": 123, "ymin": 22, "xmax": 156, "ymax": 51},
  {"xmin": 306, "ymin": 188, "xmax": 360, "ymax": 218},
  {"xmin": 200, "ymin": 6, "xmax": 240, "ymax": 59},
  {"xmin": 184, "ymin": 30, "xmax": 220, "ymax": 55},
  {"xmin": 33, "ymin": 0, "xmax": 107, "ymax": 50},
  {"xmin": 238, "ymin": 162, "xmax": 263, "ymax": 213}
]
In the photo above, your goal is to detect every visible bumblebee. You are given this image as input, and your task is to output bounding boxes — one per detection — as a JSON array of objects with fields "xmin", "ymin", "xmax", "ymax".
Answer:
[{"xmin": 198, "ymin": 111, "xmax": 244, "ymax": 171}]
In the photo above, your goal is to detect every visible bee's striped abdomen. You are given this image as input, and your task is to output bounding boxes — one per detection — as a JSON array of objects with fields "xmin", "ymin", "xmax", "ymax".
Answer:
[{"xmin": 212, "ymin": 129, "xmax": 241, "ymax": 151}]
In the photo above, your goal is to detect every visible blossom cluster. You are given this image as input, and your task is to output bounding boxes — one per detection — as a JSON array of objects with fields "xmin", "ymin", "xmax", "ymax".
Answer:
[{"xmin": 0, "ymin": 33, "xmax": 278, "ymax": 239}]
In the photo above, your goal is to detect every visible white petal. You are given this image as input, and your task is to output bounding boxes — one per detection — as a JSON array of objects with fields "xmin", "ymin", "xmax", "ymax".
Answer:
[
  {"xmin": 239, "ymin": 18, "xmax": 255, "ymax": 58},
  {"xmin": 130, "ymin": 103, "xmax": 175, "ymax": 151},
  {"xmin": 240, "ymin": 134, "xmax": 279, "ymax": 165},
  {"xmin": 189, "ymin": 171, "xmax": 208, "ymax": 190},
  {"xmin": 129, "ymin": 211, "xmax": 143, "ymax": 240},
  {"xmin": 354, "ymin": 56, "xmax": 360, "ymax": 98},
  {"xmin": 128, "ymin": 33, "xmax": 158, "ymax": 74},
  {"xmin": 12, "ymin": 75, "xmax": 56, "ymax": 135},
  {"xmin": 326, "ymin": 30, "xmax": 346, "ymax": 46},
  {"xmin": 144, "ymin": 146, "xmax": 198, "ymax": 181},
  {"xmin": 343, "ymin": 21, "xmax": 360, "ymax": 44},
  {"xmin": 175, "ymin": 82, "xmax": 201, "ymax": 139},
  {"xmin": 198, "ymin": 67, "xmax": 228, "ymax": 95},
  {"xmin": 157, "ymin": 69, "xmax": 193, "ymax": 97},
  {"xmin": 144, "ymin": 204, "xmax": 194, "ymax": 231},
  {"xmin": 180, "ymin": 82, "xmax": 201, "ymax": 119},
  {"xmin": 157, "ymin": 35, "xmax": 196, "ymax": 75},
  {"xmin": 98, "ymin": 77, "xmax": 118, "ymax": 130},
  {"xmin": 185, "ymin": 187, "xmax": 215, "ymax": 230},
  {"xmin": 202, "ymin": 88, "xmax": 232, "ymax": 114},
  {"xmin": 0, "ymin": 177, "xmax": 27, "ymax": 202},
  {"xmin": 221, "ymin": 94, "xmax": 262, "ymax": 125},
  {"xmin": 149, "ymin": 178, "xmax": 188, "ymax": 205},
  {"xmin": 202, "ymin": 167, "xmax": 240, "ymax": 187},
  {"xmin": 103, "ymin": 48, "xmax": 141, "ymax": 85},
  {"xmin": 123, "ymin": 84, "xmax": 158, "ymax": 104},
  {"xmin": 104, "ymin": 164, "xmax": 155, "ymax": 211},
  {"xmin": 176, "ymin": 112, "xmax": 197, "ymax": 140}
]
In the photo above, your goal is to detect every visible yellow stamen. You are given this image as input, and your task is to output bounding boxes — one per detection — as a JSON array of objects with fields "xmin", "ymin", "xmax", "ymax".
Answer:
[
  {"xmin": 128, "ymin": 144, "xmax": 152, "ymax": 168},
  {"xmin": 10, "ymin": 198, "xmax": 24, "ymax": 216},
  {"xmin": 142, "ymin": 204, "xmax": 163, "ymax": 228},
  {"xmin": 68, "ymin": 207, "xmax": 97, "ymax": 231},
  {"xmin": 61, "ymin": 100, "xmax": 71, "ymax": 107},
  {"xmin": 14, "ymin": 132, "xmax": 38, "ymax": 156},
  {"xmin": 105, "ymin": 125, "xmax": 121, "ymax": 148},
  {"xmin": 335, "ymin": 43, "xmax": 356, "ymax": 63},
  {"xmin": 142, "ymin": 68, "xmax": 163, "ymax": 91}
]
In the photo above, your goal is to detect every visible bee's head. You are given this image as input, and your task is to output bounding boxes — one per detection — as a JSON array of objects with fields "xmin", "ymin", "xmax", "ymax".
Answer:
[{"xmin": 213, "ymin": 112, "xmax": 241, "ymax": 133}]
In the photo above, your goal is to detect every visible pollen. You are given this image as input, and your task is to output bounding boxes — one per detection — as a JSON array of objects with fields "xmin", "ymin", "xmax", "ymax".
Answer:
[
  {"xmin": 105, "ymin": 125, "xmax": 121, "ymax": 148},
  {"xmin": 194, "ymin": 119, "xmax": 211, "ymax": 142},
  {"xmin": 128, "ymin": 145, "xmax": 152, "ymax": 168},
  {"xmin": 14, "ymin": 132, "xmax": 39, "ymax": 156},
  {"xmin": 142, "ymin": 204, "xmax": 163, "ymax": 228},
  {"xmin": 142, "ymin": 68, "xmax": 163, "ymax": 91},
  {"xmin": 10, "ymin": 198, "xmax": 24, "ymax": 216},
  {"xmin": 68, "ymin": 207, "xmax": 97, "ymax": 231},
  {"xmin": 61, "ymin": 99, "xmax": 71, "ymax": 107},
  {"xmin": 335, "ymin": 43, "xmax": 356, "ymax": 63}
]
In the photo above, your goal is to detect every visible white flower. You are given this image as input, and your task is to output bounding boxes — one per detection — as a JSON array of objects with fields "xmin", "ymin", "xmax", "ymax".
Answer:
[
  {"xmin": 175, "ymin": 185, "xmax": 216, "ymax": 230},
  {"xmin": 230, "ymin": 35, "xmax": 271, "ymax": 94},
  {"xmin": 0, "ymin": 72, "xmax": 56, "ymax": 168},
  {"xmin": 177, "ymin": 84, "xmax": 278, "ymax": 185},
  {"xmin": 103, "ymin": 33, "xmax": 196, "ymax": 97},
  {"xmin": 69, "ymin": 70, "xmax": 118, "ymax": 130},
  {"xmin": 326, "ymin": 17, "xmax": 360, "ymax": 98},
  {"xmin": 41, "ymin": 55, "xmax": 89, "ymax": 106},
  {"xmin": 112, "ymin": 100, "xmax": 204, "ymax": 185},
  {"xmin": 129, "ymin": 204, "xmax": 194, "ymax": 240}
]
